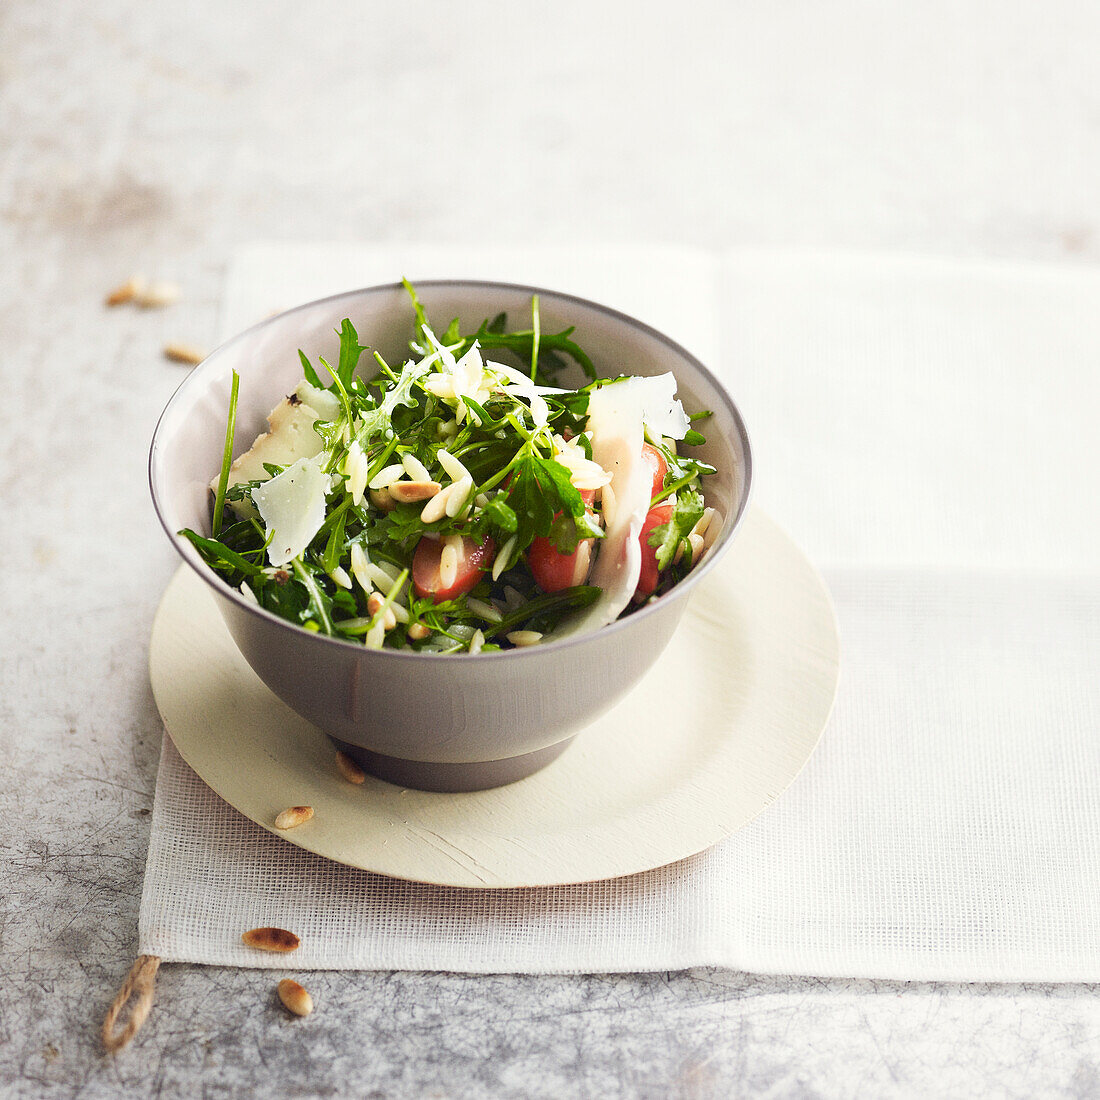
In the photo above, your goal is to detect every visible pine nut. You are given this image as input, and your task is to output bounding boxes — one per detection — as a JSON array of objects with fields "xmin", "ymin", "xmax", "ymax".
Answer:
[
  {"xmin": 367, "ymin": 593, "xmax": 397, "ymax": 632},
  {"xmin": 163, "ymin": 343, "xmax": 206, "ymax": 365},
  {"xmin": 241, "ymin": 927, "xmax": 300, "ymax": 952},
  {"xmin": 334, "ymin": 750, "xmax": 366, "ymax": 784},
  {"xmin": 391, "ymin": 480, "xmax": 441, "ymax": 503},
  {"xmin": 329, "ymin": 566, "xmax": 352, "ymax": 589},
  {"xmin": 135, "ymin": 281, "xmax": 181, "ymax": 308},
  {"xmin": 370, "ymin": 487, "xmax": 396, "ymax": 512},
  {"xmin": 407, "ymin": 622, "xmax": 430, "ymax": 641},
  {"xmin": 105, "ymin": 275, "xmax": 144, "ymax": 306},
  {"xmin": 277, "ymin": 979, "xmax": 314, "ymax": 1017},
  {"xmin": 506, "ymin": 630, "xmax": 543, "ymax": 647},
  {"xmin": 420, "ymin": 483, "xmax": 453, "ymax": 523},
  {"xmin": 274, "ymin": 806, "xmax": 314, "ymax": 830},
  {"xmin": 469, "ymin": 628, "xmax": 485, "ymax": 655}
]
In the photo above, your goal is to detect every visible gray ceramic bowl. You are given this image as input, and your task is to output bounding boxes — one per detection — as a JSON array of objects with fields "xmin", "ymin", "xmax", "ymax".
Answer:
[{"xmin": 150, "ymin": 281, "xmax": 752, "ymax": 791}]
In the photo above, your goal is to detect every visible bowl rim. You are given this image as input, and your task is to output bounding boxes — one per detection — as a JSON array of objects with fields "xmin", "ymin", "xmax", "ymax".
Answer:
[{"xmin": 149, "ymin": 278, "xmax": 754, "ymax": 662}]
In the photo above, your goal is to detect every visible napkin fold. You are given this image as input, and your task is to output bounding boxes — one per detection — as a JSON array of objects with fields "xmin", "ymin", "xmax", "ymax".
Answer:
[{"xmin": 140, "ymin": 245, "xmax": 1100, "ymax": 981}]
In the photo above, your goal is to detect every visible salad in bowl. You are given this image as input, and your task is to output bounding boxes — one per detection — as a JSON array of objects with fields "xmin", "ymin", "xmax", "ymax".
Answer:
[{"xmin": 183, "ymin": 282, "xmax": 723, "ymax": 655}]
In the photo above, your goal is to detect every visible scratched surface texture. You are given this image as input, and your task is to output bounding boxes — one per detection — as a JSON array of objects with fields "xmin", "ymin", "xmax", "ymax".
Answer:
[{"xmin": 3, "ymin": 1, "xmax": 1100, "ymax": 1097}]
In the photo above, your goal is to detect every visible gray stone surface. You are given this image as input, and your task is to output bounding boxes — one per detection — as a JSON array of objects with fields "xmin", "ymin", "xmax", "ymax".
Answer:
[{"xmin": 3, "ymin": 1, "xmax": 1099, "ymax": 1096}]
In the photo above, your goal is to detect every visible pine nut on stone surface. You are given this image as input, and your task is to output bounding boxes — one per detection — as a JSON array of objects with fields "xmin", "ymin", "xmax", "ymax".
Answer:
[
  {"xmin": 335, "ymin": 750, "xmax": 366, "ymax": 784},
  {"xmin": 274, "ymin": 806, "xmax": 314, "ymax": 830},
  {"xmin": 163, "ymin": 343, "xmax": 206, "ymax": 365},
  {"xmin": 105, "ymin": 275, "xmax": 144, "ymax": 306},
  {"xmin": 277, "ymin": 979, "xmax": 313, "ymax": 1017},
  {"xmin": 134, "ymin": 280, "xmax": 181, "ymax": 307},
  {"xmin": 241, "ymin": 927, "xmax": 300, "ymax": 952}
]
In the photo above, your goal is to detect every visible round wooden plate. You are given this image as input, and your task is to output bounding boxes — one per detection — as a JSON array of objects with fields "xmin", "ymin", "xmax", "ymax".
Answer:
[{"xmin": 149, "ymin": 508, "xmax": 839, "ymax": 888}]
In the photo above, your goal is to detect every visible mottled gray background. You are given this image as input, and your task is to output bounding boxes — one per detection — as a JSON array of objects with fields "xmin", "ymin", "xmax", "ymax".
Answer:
[{"xmin": 3, "ymin": 1, "xmax": 1099, "ymax": 1097}]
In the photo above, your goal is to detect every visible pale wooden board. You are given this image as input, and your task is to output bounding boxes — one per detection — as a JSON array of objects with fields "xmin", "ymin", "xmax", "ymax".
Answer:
[{"xmin": 148, "ymin": 508, "xmax": 839, "ymax": 888}]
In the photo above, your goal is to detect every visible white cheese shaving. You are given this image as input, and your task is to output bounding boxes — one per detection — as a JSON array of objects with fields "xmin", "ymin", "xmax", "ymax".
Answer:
[
  {"xmin": 552, "ymin": 374, "xmax": 690, "ymax": 637},
  {"xmin": 252, "ymin": 456, "xmax": 330, "ymax": 567},
  {"xmin": 211, "ymin": 381, "xmax": 339, "ymax": 517}
]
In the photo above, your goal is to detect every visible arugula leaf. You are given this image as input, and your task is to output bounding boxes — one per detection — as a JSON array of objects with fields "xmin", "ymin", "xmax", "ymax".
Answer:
[
  {"xmin": 211, "ymin": 370, "xmax": 239, "ymax": 537},
  {"xmin": 334, "ymin": 319, "xmax": 367, "ymax": 390},
  {"xmin": 298, "ymin": 350, "xmax": 323, "ymax": 389},
  {"xmin": 648, "ymin": 488, "xmax": 705, "ymax": 570},
  {"xmin": 489, "ymin": 585, "xmax": 601, "ymax": 635},
  {"xmin": 354, "ymin": 356, "xmax": 431, "ymax": 446},
  {"xmin": 179, "ymin": 528, "xmax": 263, "ymax": 576},
  {"xmin": 403, "ymin": 277, "xmax": 431, "ymax": 349},
  {"xmin": 292, "ymin": 557, "xmax": 334, "ymax": 635}
]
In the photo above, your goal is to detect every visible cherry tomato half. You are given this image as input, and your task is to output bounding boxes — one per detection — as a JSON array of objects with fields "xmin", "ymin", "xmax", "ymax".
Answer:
[
  {"xmin": 412, "ymin": 535, "xmax": 495, "ymax": 603},
  {"xmin": 642, "ymin": 443, "xmax": 668, "ymax": 501},
  {"xmin": 528, "ymin": 533, "xmax": 595, "ymax": 593},
  {"xmin": 635, "ymin": 503, "xmax": 674, "ymax": 599}
]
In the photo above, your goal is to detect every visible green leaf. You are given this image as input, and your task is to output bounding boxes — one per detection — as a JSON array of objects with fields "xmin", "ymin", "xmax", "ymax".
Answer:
[
  {"xmin": 335, "ymin": 319, "xmax": 366, "ymax": 390},
  {"xmin": 292, "ymin": 557, "xmax": 334, "ymax": 635},
  {"xmin": 179, "ymin": 527, "xmax": 262, "ymax": 576},
  {"xmin": 321, "ymin": 505, "xmax": 347, "ymax": 574},
  {"xmin": 648, "ymin": 488, "xmax": 705, "ymax": 571},
  {"xmin": 480, "ymin": 497, "xmax": 518, "ymax": 533},
  {"xmin": 442, "ymin": 317, "xmax": 462, "ymax": 345},
  {"xmin": 403, "ymin": 277, "xmax": 430, "ymax": 349},
  {"xmin": 211, "ymin": 370, "xmax": 240, "ymax": 537},
  {"xmin": 490, "ymin": 585, "xmax": 601, "ymax": 636},
  {"xmin": 298, "ymin": 350, "xmax": 323, "ymax": 389},
  {"xmin": 354, "ymin": 356, "xmax": 431, "ymax": 445},
  {"xmin": 534, "ymin": 456, "xmax": 585, "ymax": 517}
]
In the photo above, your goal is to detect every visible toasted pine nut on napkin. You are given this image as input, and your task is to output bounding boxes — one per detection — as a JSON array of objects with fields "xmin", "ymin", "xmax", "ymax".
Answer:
[{"xmin": 138, "ymin": 245, "xmax": 1100, "ymax": 980}]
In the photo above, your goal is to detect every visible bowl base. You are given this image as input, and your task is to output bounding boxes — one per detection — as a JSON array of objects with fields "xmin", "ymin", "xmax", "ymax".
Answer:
[{"xmin": 330, "ymin": 736, "xmax": 577, "ymax": 793}]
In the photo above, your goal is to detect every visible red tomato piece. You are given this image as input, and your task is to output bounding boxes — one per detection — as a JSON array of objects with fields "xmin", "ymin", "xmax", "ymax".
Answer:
[
  {"xmin": 412, "ymin": 535, "xmax": 495, "ymax": 603},
  {"xmin": 642, "ymin": 443, "xmax": 668, "ymax": 501},
  {"xmin": 528, "ymin": 534, "xmax": 595, "ymax": 593},
  {"xmin": 635, "ymin": 503, "xmax": 674, "ymax": 599}
]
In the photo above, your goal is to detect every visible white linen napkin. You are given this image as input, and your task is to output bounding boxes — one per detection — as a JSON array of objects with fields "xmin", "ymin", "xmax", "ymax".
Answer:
[{"xmin": 139, "ymin": 245, "xmax": 1100, "ymax": 981}]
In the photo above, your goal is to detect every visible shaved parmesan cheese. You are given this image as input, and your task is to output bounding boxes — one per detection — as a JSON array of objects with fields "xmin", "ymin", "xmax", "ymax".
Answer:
[
  {"xmin": 618, "ymin": 373, "xmax": 690, "ymax": 441},
  {"xmin": 252, "ymin": 456, "xmax": 330, "ymax": 567},
  {"xmin": 212, "ymin": 381, "xmax": 338, "ymax": 517},
  {"xmin": 553, "ymin": 374, "xmax": 691, "ymax": 637}
]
